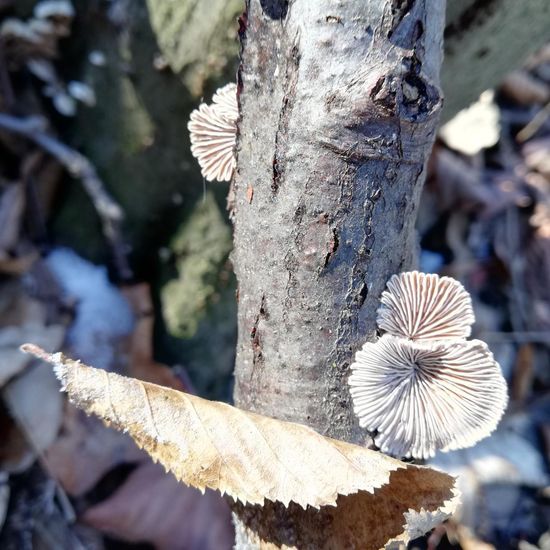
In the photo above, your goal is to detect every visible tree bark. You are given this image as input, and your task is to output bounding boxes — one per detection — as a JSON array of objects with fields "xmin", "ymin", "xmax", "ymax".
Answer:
[{"xmin": 232, "ymin": 0, "xmax": 445, "ymax": 546}]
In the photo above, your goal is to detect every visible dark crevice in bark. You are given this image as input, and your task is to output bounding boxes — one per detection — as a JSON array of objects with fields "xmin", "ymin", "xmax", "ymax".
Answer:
[
  {"xmin": 388, "ymin": 0, "xmax": 416, "ymax": 38},
  {"xmin": 236, "ymin": 12, "xmax": 248, "ymax": 96},
  {"xmin": 401, "ymin": 59, "xmax": 442, "ymax": 121},
  {"xmin": 272, "ymin": 38, "xmax": 300, "ymax": 194},
  {"xmin": 250, "ymin": 294, "xmax": 267, "ymax": 372},
  {"xmin": 323, "ymin": 227, "xmax": 339, "ymax": 268},
  {"xmin": 260, "ymin": 0, "xmax": 289, "ymax": 20},
  {"xmin": 325, "ymin": 14, "xmax": 344, "ymax": 25}
]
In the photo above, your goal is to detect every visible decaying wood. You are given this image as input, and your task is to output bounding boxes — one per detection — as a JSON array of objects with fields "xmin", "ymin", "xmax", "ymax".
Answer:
[{"xmin": 232, "ymin": 1, "xmax": 446, "ymax": 546}]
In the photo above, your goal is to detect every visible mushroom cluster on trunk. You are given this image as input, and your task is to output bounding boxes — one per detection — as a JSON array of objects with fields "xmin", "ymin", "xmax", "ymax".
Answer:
[{"xmin": 349, "ymin": 271, "xmax": 508, "ymax": 460}]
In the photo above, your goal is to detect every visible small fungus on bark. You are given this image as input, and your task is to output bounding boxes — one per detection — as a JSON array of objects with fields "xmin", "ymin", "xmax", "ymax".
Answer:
[
  {"xmin": 377, "ymin": 271, "xmax": 475, "ymax": 342},
  {"xmin": 188, "ymin": 83, "xmax": 238, "ymax": 182}
]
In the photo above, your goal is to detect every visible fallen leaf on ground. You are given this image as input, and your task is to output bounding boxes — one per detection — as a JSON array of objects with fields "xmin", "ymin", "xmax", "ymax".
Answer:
[
  {"xmin": 2, "ymin": 362, "xmax": 63, "ymax": 471},
  {"xmin": 429, "ymin": 424, "xmax": 547, "ymax": 529},
  {"xmin": 0, "ymin": 405, "xmax": 35, "ymax": 472},
  {"xmin": 524, "ymin": 137, "xmax": 550, "ymax": 180},
  {"xmin": 500, "ymin": 70, "xmax": 549, "ymax": 105},
  {"xmin": 83, "ymin": 461, "xmax": 234, "ymax": 550},
  {"xmin": 22, "ymin": 345, "xmax": 459, "ymax": 549},
  {"xmin": 43, "ymin": 402, "xmax": 144, "ymax": 496},
  {"xmin": 234, "ymin": 467, "xmax": 458, "ymax": 550}
]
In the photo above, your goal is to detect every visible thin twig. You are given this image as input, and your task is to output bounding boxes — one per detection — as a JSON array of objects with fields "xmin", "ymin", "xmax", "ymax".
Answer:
[
  {"xmin": 517, "ymin": 101, "xmax": 550, "ymax": 142},
  {"xmin": 0, "ymin": 113, "xmax": 133, "ymax": 280}
]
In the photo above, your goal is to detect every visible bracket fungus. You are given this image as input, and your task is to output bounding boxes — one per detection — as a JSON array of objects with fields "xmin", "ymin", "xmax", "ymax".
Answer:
[
  {"xmin": 188, "ymin": 83, "xmax": 238, "ymax": 182},
  {"xmin": 349, "ymin": 271, "xmax": 508, "ymax": 459}
]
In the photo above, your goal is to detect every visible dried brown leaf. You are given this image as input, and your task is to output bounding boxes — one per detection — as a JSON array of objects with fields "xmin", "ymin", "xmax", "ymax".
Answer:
[
  {"xmin": 83, "ymin": 461, "xmax": 234, "ymax": 550},
  {"xmin": 43, "ymin": 403, "xmax": 144, "ymax": 496},
  {"xmin": 2, "ymin": 362, "xmax": 63, "ymax": 472},
  {"xmin": 22, "ymin": 346, "xmax": 458, "ymax": 515},
  {"xmin": 500, "ymin": 70, "xmax": 550, "ymax": 105},
  {"xmin": 0, "ymin": 408, "xmax": 34, "ymax": 473},
  {"xmin": 234, "ymin": 467, "xmax": 458, "ymax": 550}
]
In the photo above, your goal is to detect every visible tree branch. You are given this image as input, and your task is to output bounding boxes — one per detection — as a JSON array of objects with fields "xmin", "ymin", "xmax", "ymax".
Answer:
[
  {"xmin": 0, "ymin": 113, "xmax": 132, "ymax": 280},
  {"xmin": 232, "ymin": 0, "xmax": 445, "ymax": 546}
]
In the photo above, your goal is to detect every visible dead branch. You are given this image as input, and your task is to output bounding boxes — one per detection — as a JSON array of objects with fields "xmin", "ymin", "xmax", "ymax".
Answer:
[{"xmin": 0, "ymin": 113, "xmax": 132, "ymax": 280}]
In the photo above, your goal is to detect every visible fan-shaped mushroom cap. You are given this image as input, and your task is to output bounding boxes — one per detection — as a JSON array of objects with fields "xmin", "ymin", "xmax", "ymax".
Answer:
[
  {"xmin": 377, "ymin": 271, "xmax": 475, "ymax": 342},
  {"xmin": 188, "ymin": 83, "xmax": 238, "ymax": 182},
  {"xmin": 349, "ymin": 334, "xmax": 508, "ymax": 459}
]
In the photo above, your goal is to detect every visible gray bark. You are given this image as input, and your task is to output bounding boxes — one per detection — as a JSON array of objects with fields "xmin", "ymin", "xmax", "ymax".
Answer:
[{"xmin": 232, "ymin": 0, "xmax": 445, "ymax": 546}]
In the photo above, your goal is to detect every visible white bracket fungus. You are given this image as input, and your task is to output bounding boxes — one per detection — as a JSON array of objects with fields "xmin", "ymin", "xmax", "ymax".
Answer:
[
  {"xmin": 349, "ymin": 271, "xmax": 508, "ymax": 459},
  {"xmin": 187, "ymin": 83, "xmax": 238, "ymax": 182}
]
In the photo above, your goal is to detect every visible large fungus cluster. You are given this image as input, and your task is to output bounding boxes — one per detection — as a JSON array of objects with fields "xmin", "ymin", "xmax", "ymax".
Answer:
[{"xmin": 349, "ymin": 271, "xmax": 508, "ymax": 459}]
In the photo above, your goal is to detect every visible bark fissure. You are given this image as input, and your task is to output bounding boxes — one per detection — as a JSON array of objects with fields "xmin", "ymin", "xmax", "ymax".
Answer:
[
  {"xmin": 272, "ymin": 36, "xmax": 301, "ymax": 194},
  {"xmin": 232, "ymin": 0, "xmax": 445, "ymax": 546},
  {"xmin": 250, "ymin": 294, "xmax": 267, "ymax": 376}
]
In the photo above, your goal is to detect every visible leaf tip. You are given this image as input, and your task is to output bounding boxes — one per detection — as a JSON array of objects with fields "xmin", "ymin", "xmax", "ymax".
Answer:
[
  {"xmin": 20, "ymin": 342, "xmax": 69, "ymax": 389},
  {"xmin": 20, "ymin": 342, "xmax": 50, "ymax": 360}
]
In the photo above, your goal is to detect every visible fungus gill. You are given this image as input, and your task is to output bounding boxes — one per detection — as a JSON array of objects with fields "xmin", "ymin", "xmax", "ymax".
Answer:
[
  {"xmin": 188, "ymin": 83, "xmax": 238, "ymax": 182},
  {"xmin": 349, "ymin": 271, "xmax": 508, "ymax": 459}
]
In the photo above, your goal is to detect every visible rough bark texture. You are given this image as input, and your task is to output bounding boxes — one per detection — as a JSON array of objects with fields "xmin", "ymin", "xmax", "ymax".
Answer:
[
  {"xmin": 441, "ymin": 0, "xmax": 550, "ymax": 121},
  {"xmin": 232, "ymin": 1, "xmax": 444, "ymax": 546}
]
